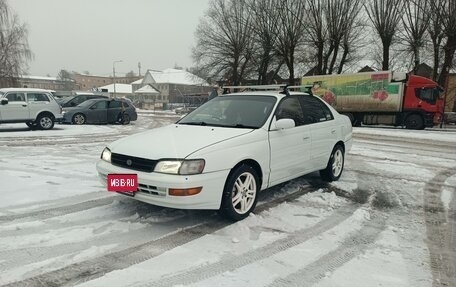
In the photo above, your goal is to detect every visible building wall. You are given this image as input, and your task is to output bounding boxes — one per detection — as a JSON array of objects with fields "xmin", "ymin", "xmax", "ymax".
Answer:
[
  {"xmin": 446, "ymin": 74, "xmax": 456, "ymax": 112},
  {"xmin": 73, "ymin": 74, "xmax": 141, "ymax": 91}
]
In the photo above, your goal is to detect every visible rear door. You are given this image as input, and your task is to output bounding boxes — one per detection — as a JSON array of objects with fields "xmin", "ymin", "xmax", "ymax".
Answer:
[
  {"xmin": 27, "ymin": 92, "xmax": 51, "ymax": 119},
  {"xmin": 107, "ymin": 100, "xmax": 123, "ymax": 123},
  {"xmin": 268, "ymin": 96, "xmax": 312, "ymax": 186},
  {"xmin": 300, "ymin": 95, "xmax": 338, "ymax": 170},
  {"xmin": 0, "ymin": 92, "xmax": 30, "ymax": 121}
]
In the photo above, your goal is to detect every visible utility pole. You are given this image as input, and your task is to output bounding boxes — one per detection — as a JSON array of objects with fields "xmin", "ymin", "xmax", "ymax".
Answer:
[
  {"xmin": 112, "ymin": 60, "xmax": 122, "ymax": 98},
  {"xmin": 138, "ymin": 62, "xmax": 141, "ymax": 77}
]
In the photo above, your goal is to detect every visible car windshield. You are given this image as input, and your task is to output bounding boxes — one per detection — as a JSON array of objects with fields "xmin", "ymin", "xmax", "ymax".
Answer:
[
  {"xmin": 58, "ymin": 96, "xmax": 75, "ymax": 104},
  {"xmin": 178, "ymin": 95, "xmax": 276, "ymax": 129}
]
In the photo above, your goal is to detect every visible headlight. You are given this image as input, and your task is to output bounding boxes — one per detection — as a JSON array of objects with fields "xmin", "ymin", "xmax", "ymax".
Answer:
[
  {"xmin": 154, "ymin": 159, "xmax": 205, "ymax": 175},
  {"xmin": 101, "ymin": 147, "xmax": 111, "ymax": 163}
]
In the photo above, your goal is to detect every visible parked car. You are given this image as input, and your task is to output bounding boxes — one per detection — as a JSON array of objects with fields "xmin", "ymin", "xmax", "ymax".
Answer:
[
  {"xmin": 97, "ymin": 89, "xmax": 352, "ymax": 220},
  {"xmin": 175, "ymin": 106, "xmax": 197, "ymax": 115},
  {"xmin": 0, "ymin": 88, "xmax": 63, "ymax": 130},
  {"xmin": 57, "ymin": 93, "xmax": 108, "ymax": 108},
  {"xmin": 62, "ymin": 98, "xmax": 137, "ymax": 125},
  {"xmin": 444, "ymin": 112, "xmax": 456, "ymax": 124}
]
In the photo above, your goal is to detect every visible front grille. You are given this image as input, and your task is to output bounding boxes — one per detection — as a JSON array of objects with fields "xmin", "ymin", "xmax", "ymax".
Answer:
[
  {"xmin": 111, "ymin": 153, "xmax": 158, "ymax": 172},
  {"xmin": 137, "ymin": 183, "xmax": 167, "ymax": 197}
]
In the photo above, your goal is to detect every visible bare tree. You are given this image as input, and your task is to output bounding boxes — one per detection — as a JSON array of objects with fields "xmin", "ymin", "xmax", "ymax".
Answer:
[
  {"xmin": 275, "ymin": 0, "xmax": 307, "ymax": 84},
  {"xmin": 192, "ymin": 0, "xmax": 255, "ymax": 85},
  {"xmin": 436, "ymin": 0, "xmax": 456, "ymax": 86},
  {"xmin": 305, "ymin": 0, "xmax": 326, "ymax": 75},
  {"xmin": 427, "ymin": 0, "xmax": 445, "ymax": 80},
  {"xmin": 400, "ymin": 0, "xmax": 430, "ymax": 71},
  {"xmin": 0, "ymin": 0, "xmax": 32, "ymax": 87},
  {"xmin": 365, "ymin": 0, "xmax": 404, "ymax": 71},
  {"xmin": 247, "ymin": 0, "xmax": 282, "ymax": 84}
]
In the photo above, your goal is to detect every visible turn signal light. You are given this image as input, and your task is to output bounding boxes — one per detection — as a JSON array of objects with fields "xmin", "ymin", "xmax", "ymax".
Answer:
[{"xmin": 168, "ymin": 187, "xmax": 202, "ymax": 196}]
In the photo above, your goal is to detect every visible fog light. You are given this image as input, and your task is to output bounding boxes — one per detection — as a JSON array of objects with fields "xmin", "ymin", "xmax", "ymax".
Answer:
[{"xmin": 168, "ymin": 187, "xmax": 202, "ymax": 196}]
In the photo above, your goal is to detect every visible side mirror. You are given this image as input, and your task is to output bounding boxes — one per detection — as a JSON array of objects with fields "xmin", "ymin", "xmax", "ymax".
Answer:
[
  {"xmin": 274, "ymin": 118, "xmax": 295, "ymax": 130},
  {"xmin": 1, "ymin": 98, "xmax": 8, "ymax": 105}
]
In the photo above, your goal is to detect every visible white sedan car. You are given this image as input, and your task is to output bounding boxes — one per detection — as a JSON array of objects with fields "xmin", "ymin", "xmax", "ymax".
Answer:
[{"xmin": 97, "ymin": 90, "xmax": 352, "ymax": 220}]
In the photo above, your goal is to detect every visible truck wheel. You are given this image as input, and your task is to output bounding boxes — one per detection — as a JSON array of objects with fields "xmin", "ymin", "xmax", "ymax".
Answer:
[
  {"xmin": 72, "ymin": 113, "xmax": 86, "ymax": 125},
  {"xmin": 37, "ymin": 114, "xmax": 54, "ymax": 130},
  {"xmin": 320, "ymin": 145, "xmax": 344, "ymax": 182},
  {"xmin": 220, "ymin": 165, "xmax": 259, "ymax": 221},
  {"xmin": 405, "ymin": 114, "xmax": 424, "ymax": 130}
]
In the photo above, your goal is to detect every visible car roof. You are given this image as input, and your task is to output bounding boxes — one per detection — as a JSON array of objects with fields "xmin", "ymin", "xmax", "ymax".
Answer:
[
  {"xmin": 219, "ymin": 90, "xmax": 310, "ymax": 100},
  {"xmin": 0, "ymin": 88, "xmax": 54, "ymax": 93}
]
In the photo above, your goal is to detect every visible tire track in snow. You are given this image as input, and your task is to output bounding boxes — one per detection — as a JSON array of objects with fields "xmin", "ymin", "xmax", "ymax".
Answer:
[
  {"xmin": 0, "ymin": 196, "xmax": 116, "ymax": 222},
  {"xmin": 423, "ymin": 167, "xmax": 456, "ymax": 287},
  {"xmin": 268, "ymin": 212, "xmax": 387, "ymax": 287},
  {"xmin": 129, "ymin": 205, "xmax": 358, "ymax": 287},
  {"xmin": 2, "ymin": 185, "xmax": 335, "ymax": 287}
]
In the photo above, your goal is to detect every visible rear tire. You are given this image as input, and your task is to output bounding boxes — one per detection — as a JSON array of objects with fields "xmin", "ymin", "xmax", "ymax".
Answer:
[
  {"xmin": 320, "ymin": 145, "xmax": 345, "ymax": 182},
  {"xmin": 37, "ymin": 114, "xmax": 54, "ymax": 130},
  {"xmin": 405, "ymin": 114, "xmax": 424, "ymax": 130},
  {"xmin": 121, "ymin": 113, "xmax": 130, "ymax": 125},
  {"xmin": 220, "ymin": 165, "xmax": 259, "ymax": 221}
]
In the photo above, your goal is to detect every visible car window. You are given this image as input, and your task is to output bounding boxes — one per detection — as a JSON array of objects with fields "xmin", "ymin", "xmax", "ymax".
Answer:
[
  {"xmin": 109, "ymin": 100, "xmax": 122, "ymax": 108},
  {"xmin": 27, "ymin": 93, "xmax": 50, "ymax": 102},
  {"xmin": 90, "ymin": 100, "xmax": 108, "ymax": 110},
  {"xmin": 300, "ymin": 95, "xmax": 334, "ymax": 123},
  {"xmin": 122, "ymin": 101, "xmax": 130, "ymax": 108},
  {"xmin": 5, "ymin": 93, "xmax": 26, "ymax": 102},
  {"xmin": 415, "ymin": 88, "xmax": 438, "ymax": 104},
  {"xmin": 275, "ymin": 97, "xmax": 306, "ymax": 126}
]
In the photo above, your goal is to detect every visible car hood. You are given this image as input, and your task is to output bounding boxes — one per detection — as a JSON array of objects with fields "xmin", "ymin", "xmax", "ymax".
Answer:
[
  {"xmin": 108, "ymin": 124, "xmax": 253, "ymax": 159},
  {"xmin": 63, "ymin": 107, "xmax": 84, "ymax": 113}
]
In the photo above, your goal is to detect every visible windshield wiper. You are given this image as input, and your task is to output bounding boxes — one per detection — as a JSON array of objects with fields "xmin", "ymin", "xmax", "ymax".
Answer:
[{"xmin": 179, "ymin": 121, "xmax": 208, "ymax": 126}]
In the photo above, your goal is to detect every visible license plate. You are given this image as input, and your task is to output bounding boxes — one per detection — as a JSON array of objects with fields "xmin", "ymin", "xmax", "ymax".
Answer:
[{"xmin": 107, "ymin": 174, "xmax": 138, "ymax": 192}]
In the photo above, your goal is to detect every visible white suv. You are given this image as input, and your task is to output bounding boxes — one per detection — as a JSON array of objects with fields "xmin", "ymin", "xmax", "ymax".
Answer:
[{"xmin": 0, "ymin": 88, "xmax": 63, "ymax": 130}]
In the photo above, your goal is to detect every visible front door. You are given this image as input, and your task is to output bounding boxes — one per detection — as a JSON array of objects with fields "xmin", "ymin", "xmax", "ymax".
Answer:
[
  {"xmin": 86, "ymin": 100, "xmax": 108, "ymax": 123},
  {"xmin": 268, "ymin": 96, "xmax": 312, "ymax": 186},
  {"xmin": 0, "ymin": 92, "xmax": 30, "ymax": 121}
]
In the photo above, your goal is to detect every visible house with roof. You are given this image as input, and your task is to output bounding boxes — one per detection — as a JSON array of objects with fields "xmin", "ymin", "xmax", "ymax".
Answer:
[{"xmin": 132, "ymin": 68, "xmax": 211, "ymax": 108}]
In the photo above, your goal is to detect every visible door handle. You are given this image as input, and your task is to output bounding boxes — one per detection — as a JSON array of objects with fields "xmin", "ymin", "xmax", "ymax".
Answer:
[
  {"xmin": 331, "ymin": 129, "xmax": 336, "ymax": 134},
  {"xmin": 303, "ymin": 136, "xmax": 310, "ymax": 140},
  {"xmin": 22, "ymin": 104, "xmax": 28, "ymax": 107}
]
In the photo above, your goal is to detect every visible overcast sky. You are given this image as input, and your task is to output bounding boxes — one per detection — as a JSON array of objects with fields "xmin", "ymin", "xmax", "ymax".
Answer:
[{"xmin": 9, "ymin": 0, "xmax": 211, "ymax": 77}]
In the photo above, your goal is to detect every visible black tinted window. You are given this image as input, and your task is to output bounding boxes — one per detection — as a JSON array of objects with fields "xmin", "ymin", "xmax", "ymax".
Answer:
[
  {"xmin": 6, "ymin": 93, "xmax": 26, "ymax": 102},
  {"xmin": 122, "ymin": 101, "xmax": 130, "ymax": 108},
  {"xmin": 109, "ymin": 100, "xmax": 122, "ymax": 108},
  {"xmin": 300, "ymin": 95, "xmax": 333, "ymax": 124},
  {"xmin": 275, "ymin": 97, "xmax": 305, "ymax": 126},
  {"xmin": 415, "ymin": 88, "xmax": 437, "ymax": 104}
]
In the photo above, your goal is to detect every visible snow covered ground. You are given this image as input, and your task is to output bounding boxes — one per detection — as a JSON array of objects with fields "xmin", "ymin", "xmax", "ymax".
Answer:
[{"xmin": 0, "ymin": 117, "xmax": 455, "ymax": 287}]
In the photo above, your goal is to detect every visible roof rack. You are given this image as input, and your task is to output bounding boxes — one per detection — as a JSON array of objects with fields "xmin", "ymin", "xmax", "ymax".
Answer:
[{"xmin": 221, "ymin": 84, "xmax": 314, "ymax": 95}]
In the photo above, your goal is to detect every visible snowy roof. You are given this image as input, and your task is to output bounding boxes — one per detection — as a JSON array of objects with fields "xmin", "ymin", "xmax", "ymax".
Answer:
[
  {"xmin": 135, "ymin": 84, "xmax": 160, "ymax": 94},
  {"xmin": 20, "ymin": 75, "xmax": 59, "ymax": 81},
  {"xmin": 98, "ymin": 83, "xmax": 132, "ymax": 94},
  {"xmin": 131, "ymin": 78, "xmax": 143, "ymax": 85},
  {"xmin": 135, "ymin": 68, "xmax": 208, "ymax": 86}
]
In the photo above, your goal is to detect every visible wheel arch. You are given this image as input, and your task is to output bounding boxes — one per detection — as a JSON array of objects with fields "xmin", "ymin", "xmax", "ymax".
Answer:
[
  {"xmin": 226, "ymin": 159, "xmax": 263, "ymax": 189},
  {"xmin": 36, "ymin": 111, "xmax": 55, "ymax": 121}
]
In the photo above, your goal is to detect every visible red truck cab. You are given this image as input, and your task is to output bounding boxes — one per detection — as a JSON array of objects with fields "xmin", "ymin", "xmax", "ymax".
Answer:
[{"xmin": 403, "ymin": 75, "xmax": 444, "ymax": 127}]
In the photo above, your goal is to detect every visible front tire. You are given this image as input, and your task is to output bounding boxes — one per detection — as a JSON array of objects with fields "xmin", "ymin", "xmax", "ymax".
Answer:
[
  {"xmin": 405, "ymin": 114, "xmax": 424, "ymax": 130},
  {"xmin": 72, "ymin": 113, "xmax": 86, "ymax": 125},
  {"xmin": 320, "ymin": 145, "xmax": 345, "ymax": 182},
  {"xmin": 220, "ymin": 165, "xmax": 259, "ymax": 221}
]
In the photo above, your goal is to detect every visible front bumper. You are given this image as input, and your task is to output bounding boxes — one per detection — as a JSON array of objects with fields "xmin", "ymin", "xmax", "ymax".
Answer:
[{"xmin": 96, "ymin": 160, "xmax": 230, "ymax": 210}]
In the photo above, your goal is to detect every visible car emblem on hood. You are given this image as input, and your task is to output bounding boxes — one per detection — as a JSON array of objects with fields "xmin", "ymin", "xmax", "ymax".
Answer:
[{"xmin": 126, "ymin": 159, "xmax": 133, "ymax": 166}]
